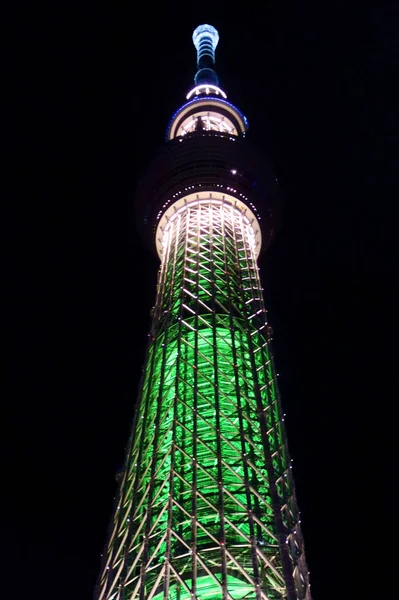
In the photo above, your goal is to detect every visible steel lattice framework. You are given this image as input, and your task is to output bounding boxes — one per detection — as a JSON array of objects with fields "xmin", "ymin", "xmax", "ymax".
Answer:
[
  {"xmin": 97, "ymin": 195, "xmax": 311, "ymax": 600},
  {"xmin": 96, "ymin": 23, "xmax": 312, "ymax": 600}
]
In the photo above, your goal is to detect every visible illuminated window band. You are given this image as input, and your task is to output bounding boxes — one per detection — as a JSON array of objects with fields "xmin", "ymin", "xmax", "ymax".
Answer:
[
  {"xmin": 178, "ymin": 112, "xmax": 236, "ymax": 136},
  {"xmin": 155, "ymin": 191, "xmax": 262, "ymax": 260},
  {"xmin": 186, "ymin": 84, "xmax": 227, "ymax": 100},
  {"xmin": 167, "ymin": 97, "xmax": 248, "ymax": 140}
]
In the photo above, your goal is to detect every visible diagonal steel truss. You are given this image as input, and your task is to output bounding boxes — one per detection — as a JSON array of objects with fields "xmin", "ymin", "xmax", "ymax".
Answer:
[{"xmin": 96, "ymin": 198, "xmax": 312, "ymax": 600}]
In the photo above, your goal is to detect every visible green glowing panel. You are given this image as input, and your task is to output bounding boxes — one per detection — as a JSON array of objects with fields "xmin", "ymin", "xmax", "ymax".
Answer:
[{"xmin": 152, "ymin": 574, "xmax": 256, "ymax": 600}]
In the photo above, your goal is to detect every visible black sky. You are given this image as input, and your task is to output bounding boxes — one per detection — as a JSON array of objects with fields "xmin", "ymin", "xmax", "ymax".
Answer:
[{"xmin": 4, "ymin": 1, "xmax": 397, "ymax": 599}]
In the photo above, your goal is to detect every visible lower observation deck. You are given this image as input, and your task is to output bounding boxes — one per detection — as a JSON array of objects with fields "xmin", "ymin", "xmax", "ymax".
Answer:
[
  {"xmin": 155, "ymin": 191, "xmax": 262, "ymax": 259},
  {"xmin": 135, "ymin": 132, "xmax": 280, "ymax": 255}
]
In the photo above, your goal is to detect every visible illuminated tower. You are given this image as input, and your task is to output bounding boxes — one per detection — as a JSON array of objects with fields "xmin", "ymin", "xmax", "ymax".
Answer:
[{"xmin": 96, "ymin": 24, "xmax": 312, "ymax": 600}]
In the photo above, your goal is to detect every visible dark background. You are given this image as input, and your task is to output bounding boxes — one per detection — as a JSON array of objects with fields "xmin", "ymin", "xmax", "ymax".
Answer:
[{"xmin": 4, "ymin": 1, "xmax": 397, "ymax": 598}]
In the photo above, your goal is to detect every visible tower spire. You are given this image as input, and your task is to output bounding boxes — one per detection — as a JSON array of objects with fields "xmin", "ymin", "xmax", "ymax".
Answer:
[{"xmin": 192, "ymin": 24, "xmax": 219, "ymax": 86}]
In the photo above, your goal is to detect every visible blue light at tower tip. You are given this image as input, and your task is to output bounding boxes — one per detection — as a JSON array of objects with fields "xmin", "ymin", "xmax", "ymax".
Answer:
[{"xmin": 192, "ymin": 24, "xmax": 220, "ymax": 86}]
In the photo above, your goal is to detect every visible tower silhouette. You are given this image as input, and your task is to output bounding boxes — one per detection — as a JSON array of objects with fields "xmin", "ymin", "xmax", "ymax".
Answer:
[{"xmin": 96, "ymin": 24, "xmax": 312, "ymax": 600}]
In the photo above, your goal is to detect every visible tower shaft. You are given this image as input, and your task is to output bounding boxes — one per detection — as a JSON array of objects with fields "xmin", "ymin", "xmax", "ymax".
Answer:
[
  {"xmin": 96, "ymin": 23, "xmax": 312, "ymax": 600},
  {"xmin": 97, "ymin": 195, "xmax": 311, "ymax": 600}
]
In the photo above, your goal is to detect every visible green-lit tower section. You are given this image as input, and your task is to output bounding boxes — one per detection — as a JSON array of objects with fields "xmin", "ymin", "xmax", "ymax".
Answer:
[{"xmin": 96, "ymin": 24, "xmax": 312, "ymax": 600}]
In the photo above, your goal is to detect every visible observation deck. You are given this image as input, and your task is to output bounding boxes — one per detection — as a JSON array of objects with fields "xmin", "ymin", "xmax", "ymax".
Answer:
[{"xmin": 135, "ymin": 131, "xmax": 280, "ymax": 256}]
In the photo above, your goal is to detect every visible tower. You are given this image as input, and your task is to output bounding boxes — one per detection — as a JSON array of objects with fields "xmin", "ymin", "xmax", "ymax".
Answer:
[{"xmin": 97, "ymin": 24, "xmax": 312, "ymax": 600}]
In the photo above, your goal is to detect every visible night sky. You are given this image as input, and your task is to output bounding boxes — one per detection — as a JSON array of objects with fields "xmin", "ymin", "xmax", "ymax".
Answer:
[{"xmin": 4, "ymin": 2, "xmax": 397, "ymax": 599}]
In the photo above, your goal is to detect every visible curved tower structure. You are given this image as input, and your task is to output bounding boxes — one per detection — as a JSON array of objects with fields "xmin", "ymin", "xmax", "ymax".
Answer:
[{"xmin": 96, "ymin": 25, "xmax": 312, "ymax": 600}]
